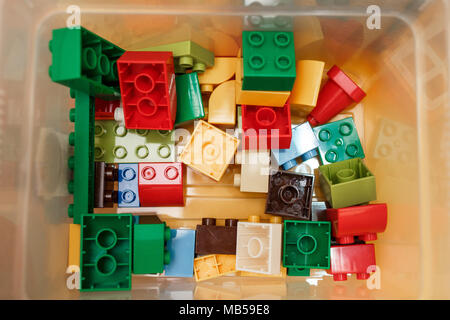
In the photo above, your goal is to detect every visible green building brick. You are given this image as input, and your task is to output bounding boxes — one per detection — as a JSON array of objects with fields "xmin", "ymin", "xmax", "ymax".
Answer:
[
  {"xmin": 49, "ymin": 27, "xmax": 125, "ymax": 99},
  {"xmin": 133, "ymin": 223, "xmax": 172, "ymax": 274},
  {"xmin": 80, "ymin": 214, "xmax": 132, "ymax": 291},
  {"xmin": 313, "ymin": 117, "xmax": 365, "ymax": 165},
  {"xmin": 287, "ymin": 267, "xmax": 311, "ymax": 277},
  {"xmin": 139, "ymin": 40, "xmax": 214, "ymax": 73},
  {"xmin": 68, "ymin": 90, "xmax": 95, "ymax": 224},
  {"xmin": 94, "ymin": 120, "xmax": 175, "ymax": 163},
  {"xmin": 283, "ymin": 220, "xmax": 331, "ymax": 269},
  {"xmin": 175, "ymin": 73, "xmax": 205, "ymax": 125},
  {"xmin": 242, "ymin": 31, "xmax": 296, "ymax": 91},
  {"xmin": 318, "ymin": 158, "xmax": 377, "ymax": 209}
]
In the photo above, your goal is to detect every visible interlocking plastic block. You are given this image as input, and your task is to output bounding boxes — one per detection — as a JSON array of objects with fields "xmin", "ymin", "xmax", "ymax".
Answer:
[
  {"xmin": 313, "ymin": 117, "xmax": 365, "ymax": 165},
  {"xmin": 94, "ymin": 162, "xmax": 117, "ymax": 208},
  {"xmin": 329, "ymin": 244, "xmax": 376, "ymax": 281},
  {"xmin": 235, "ymin": 58, "xmax": 290, "ymax": 107},
  {"xmin": 164, "ymin": 229, "xmax": 196, "ymax": 277},
  {"xmin": 193, "ymin": 255, "xmax": 221, "ymax": 282},
  {"xmin": 137, "ymin": 162, "xmax": 184, "ymax": 207},
  {"xmin": 198, "ymin": 57, "xmax": 237, "ymax": 93},
  {"xmin": 208, "ymin": 80, "xmax": 236, "ymax": 125},
  {"xmin": 244, "ymin": 0, "xmax": 293, "ymax": 31},
  {"xmin": 287, "ymin": 267, "xmax": 311, "ymax": 277},
  {"xmin": 195, "ymin": 218, "xmax": 238, "ymax": 255},
  {"xmin": 216, "ymin": 254, "xmax": 237, "ymax": 275},
  {"xmin": 236, "ymin": 221, "xmax": 282, "ymax": 275},
  {"xmin": 318, "ymin": 158, "xmax": 376, "ymax": 209},
  {"xmin": 179, "ymin": 120, "xmax": 239, "ymax": 181},
  {"xmin": 234, "ymin": 150, "xmax": 270, "ymax": 193},
  {"xmin": 118, "ymin": 164, "xmax": 140, "ymax": 208},
  {"xmin": 272, "ymin": 122, "xmax": 319, "ymax": 170},
  {"xmin": 95, "ymin": 98, "xmax": 121, "ymax": 120},
  {"xmin": 241, "ymin": 102, "xmax": 292, "ymax": 150},
  {"xmin": 133, "ymin": 222, "xmax": 172, "ymax": 274},
  {"xmin": 308, "ymin": 65, "xmax": 366, "ymax": 126},
  {"xmin": 290, "ymin": 60, "xmax": 325, "ymax": 107},
  {"xmin": 94, "ymin": 120, "xmax": 176, "ymax": 163},
  {"xmin": 68, "ymin": 224, "xmax": 81, "ymax": 268},
  {"xmin": 326, "ymin": 203, "xmax": 387, "ymax": 244},
  {"xmin": 242, "ymin": 31, "xmax": 296, "ymax": 91},
  {"xmin": 68, "ymin": 90, "xmax": 95, "ymax": 224},
  {"xmin": 49, "ymin": 27, "xmax": 125, "ymax": 98},
  {"xmin": 193, "ymin": 254, "xmax": 236, "ymax": 282},
  {"xmin": 283, "ymin": 220, "xmax": 331, "ymax": 269},
  {"xmin": 117, "ymin": 51, "xmax": 177, "ymax": 130},
  {"xmin": 265, "ymin": 170, "xmax": 314, "ymax": 220},
  {"xmin": 139, "ymin": 41, "xmax": 215, "ymax": 73},
  {"xmin": 175, "ymin": 73, "xmax": 205, "ymax": 125},
  {"xmin": 80, "ymin": 214, "xmax": 132, "ymax": 291}
]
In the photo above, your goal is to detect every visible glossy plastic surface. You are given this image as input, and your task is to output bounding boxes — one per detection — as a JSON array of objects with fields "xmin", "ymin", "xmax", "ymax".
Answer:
[
  {"xmin": 329, "ymin": 244, "xmax": 376, "ymax": 282},
  {"xmin": 117, "ymin": 51, "xmax": 177, "ymax": 130},
  {"xmin": 164, "ymin": 229, "xmax": 196, "ymax": 277},
  {"xmin": 326, "ymin": 203, "xmax": 388, "ymax": 244}
]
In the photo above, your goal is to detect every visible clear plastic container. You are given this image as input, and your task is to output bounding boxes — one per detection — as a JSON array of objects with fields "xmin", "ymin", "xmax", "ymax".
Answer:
[{"xmin": 0, "ymin": 0, "xmax": 449, "ymax": 299}]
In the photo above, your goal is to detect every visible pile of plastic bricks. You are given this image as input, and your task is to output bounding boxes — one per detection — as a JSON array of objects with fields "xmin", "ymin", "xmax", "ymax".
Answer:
[{"xmin": 49, "ymin": 26, "xmax": 387, "ymax": 292}]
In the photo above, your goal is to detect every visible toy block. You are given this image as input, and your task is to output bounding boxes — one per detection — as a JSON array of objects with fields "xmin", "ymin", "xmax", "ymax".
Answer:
[
  {"xmin": 235, "ymin": 58, "xmax": 290, "ymax": 107},
  {"xmin": 308, "ymin": 65, "xmax": 366, "ymax": 126},
  {"xmin": 175, "ymin": 73, "xmax": 205, "ymax": 125},
  {"xmin": 197, "ymin": 57, "xmax": 237, "ymax": 93},
  {"xmin": 80, "ymin": 214, "xmax": 132, "ymax": 291},
  {"xmin": 207, "ymin": 80, "xmax": 236, "ymax": 125},
  {"xmin": 241, "ymin": 102, "xmax": 292, "ymax": 150},
  {"xmin": 313, "ymin": 117, "xmax": 365, "ymax": 165},
  {"xmin": 68, "ymin": 224, "xmax": 81, "ymax": 268},
  {"xmin": 283, "ymin": 220, "xmax": 331, "ymax": 269},
  {"xmin": 133, "ymin": 222, "xmax": 172, "ymax": 274},
  {"xmin": 164, "ymin": 229, "xmax": 196, "ymax": 277},
  {"xmin": 49, "ymin": 27, "xmax": 125, "ymax": 98},
  {"xmin": 138, "ymin": 40, "xmax": 215, "ymax": 73},
  {"xmin": 195, "ymin": 218, "xmax": 238, "ymax": 255},
  {"xmin": 179, "ymin": 120, "xmax": 239, "ymax": 182},
  {"xmin": 265, "ymin": 170, "xmax": 314, "ymax": 220},
  {"xmin": 94, "ymin": 120, "xmax": 176, "ymax": 163},
  {"xmin": 68, "ymin": 90, "xmax": 95, "ymax": 224},
  {"xmin": 243, "ymin": 0, "xmax": 294, "ymax": 31},
  {"xmin": 272, "ymin": 122, "xmax": 319, "ymax": 170},
  {"xmin": 94, "ymin": 162, "xmax": 117, "ymax": 208},
  {"xmin": 290, "ymin": 60, "xmax": 325, "ymax": 108},
  {"xmin": 326, "ymin": 203, "xmax": 388, "ymax": 244},
  {"xmin": 318, "ymin": 158, "xmax": 376, "ymax": 209},
  {"xmin": 216, "ymin": 254, "xmax": 237, "ymax": 275},
  {"xmin": 233, "ymin": 150, "xmax": 270, "ymax": 193},
  {"xmin": 242, "ymin": 31, "xmax": 296, "ymax": 91},
  {"xmin": 137, "ymin": 162, "xmax": 184, "ymax": 207},
  {"xmin": 287, "ymin": 267, "xmax": 311, "ymax": 277},
  {"xmin": 95, "ymin": 98, "xmax": 121, "ymax": 120},
  {"xmin": 118, "ymin": 163, "xmax": 140, "ymax": 208},
  {"xmin": 329, "ymin": 244, "xmax": 376, "ymax": 281},
  {"xmin": 193, "ymin": 255, "xmax": 221, "ymax": 282},
  {"xmin": 117, "ymin": 51, "xmax": 177, "ymax": 130},
  {"xmin": 236, "ymin": 221, "xmax": 282, "ymax": 275}
]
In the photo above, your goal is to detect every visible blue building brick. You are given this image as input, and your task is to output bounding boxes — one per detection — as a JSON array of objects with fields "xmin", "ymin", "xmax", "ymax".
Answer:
[
  {"xmin": 118, "ymin": 163, "xmax": 140, "ymax": 208},
  {"xmin": 164, "ymin": 229, "xmax": 196, "ymax": 277}
]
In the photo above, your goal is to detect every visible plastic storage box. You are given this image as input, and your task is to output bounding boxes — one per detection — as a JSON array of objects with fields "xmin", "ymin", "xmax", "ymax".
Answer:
[{"xmin": 0, "ymin": 0, "xmax": 449, "ymax": 300}]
